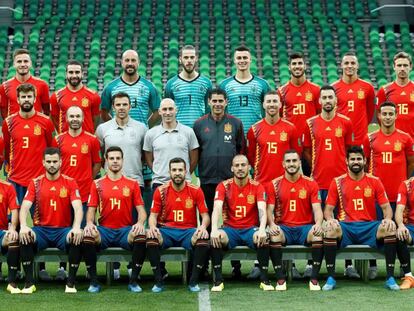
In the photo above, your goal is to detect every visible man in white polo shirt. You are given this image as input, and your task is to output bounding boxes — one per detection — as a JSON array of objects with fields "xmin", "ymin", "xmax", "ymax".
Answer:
[{"xmin": 144, "ymin": 98, "xmax": 199, "ymax": 190}]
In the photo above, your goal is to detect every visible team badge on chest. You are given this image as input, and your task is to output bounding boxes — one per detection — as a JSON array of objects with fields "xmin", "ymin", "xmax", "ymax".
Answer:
[
  {"xmin": 357, "ymin": 90, "xmax": 365, "ymax": 99},
  {"xmin": 394, "ymin": 141, "xmax": 402, "ymax": 152},
  {"xmin": 224, "ymin": 123, "xmax": 232, "ymax": 133},
  {"xmin": 0, "ymin": 194, "xmax": 3, "ymax": 203},
  {"xmin": 410, "ymin": 93, "xmax": 414, "ymax": 102},
  {"xmin": 81, "ymin": 98, "xmax": 89, "ymax": 107},
  {"xmin": 122, "ymin": 186, "xmax": 130, "ymax": 197},
  {"xmin": 364, "ymin": 187, "xmax": 372, "ymax": 198},
  {"xmin": 305, "ymin": 91, "xmax": 313, "ymax": 101},
  {"xmin": 299, "ymin": 188, "xmax": 307, "ymax": 199},
  {"xmin": 60, "ymin": 187, "xmax": 68, "ymax": 198},
  {"xmin": 280, "ymin": 131, "xmax": 287, "ymax": 142},
  {"xmin": 247, "ymin": 194, "xmax": 255, "ymax": 204},
  {"xmin": 185, "ymin": 198, "xmax": 193, "ymax": 209},
  {"xmin": 34, "ymin": 124, "xmax": 42, "ymax": 135},
  {"xmin": 335, "ymin": 127, "xmax": 343, "ymax": 137},
  {"xmin": 81, "ymin": 143, "xmax": 89, "ymax": 154}
]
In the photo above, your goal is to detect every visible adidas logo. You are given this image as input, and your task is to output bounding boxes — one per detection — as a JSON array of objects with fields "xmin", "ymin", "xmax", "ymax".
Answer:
[
  {"xmin": 270, "ymin": 131, "xmax": 276, "ymax": 135},
  {"xmin": 113, "ymin": 186, "xmax": 119, "ymax": 190},
  {"xmin": 50, "ymin": 186, "xmax": 56, "ymax": 191},
  {"xmin": 238, "ymin": 193, "xmax": 244, "ymax": 197},
  {"xmin": 348, "ymin": 89, "xmax": 354, "ymax": 93},
  {"xmin": 355, "ymin": 186, "xmax": 361, "ymax": 190},
  {"xmin": 290, "ymin": 188, "xmax": 296, "ymax": 192},
  {"xmin": 297, "ymin": 92, "xmax": 302, "ymax": 96},
  {"xmin": 24, "ymin": 125, "xmax": 30, "ymax": 129},
  {"xmin": 72, "ymin": 96, "xmax": 78, "ymax": 101},
  {"xmin": 326, "ymin": 126, "xmax": 331, "ymax": 131},
  {"xmin": 401, "ymin": 91, "xmax": 406, "ymax": 96},
  {"xmin": 384, "ymin": 141, "xmax": 390, "ymax": 145},
  {"xmin": 72, "ymin": 143, "xmax": 78, "ymax": 147},
  {"xmin": 176, "ymin": 197, "xmax": 182, "ymax": 202}
]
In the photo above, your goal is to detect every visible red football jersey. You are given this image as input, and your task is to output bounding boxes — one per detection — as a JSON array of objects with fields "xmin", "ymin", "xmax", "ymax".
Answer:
[
  {"xmin": 332, "ymin": 78, "xmax": 375, "ymax": 145},
  {"xmin": 2, "ymin": 112, "xmax": 55, "ymax": 186},
  {"xmin": 215, "ymin": 178, "xmax": 266, "ymax": 229},
  {"xmin": 247, "ymin": 118, "xmax": 302, "ymax": 183},
  {"xmin": 363, "ymin": 129, "xmax": 414, "ymax": 202},
  {"xmin": 50, "ymin": 86, "xmax": 100, "ymax": 133},
  {"xmin": 278, "ymin": 80, "xmax": 321, "ymax": 137},
  {"xmin": 0, "ymin": 136, "xmax": 4, "ymax": 165},
  {"xmin": 377, "ymin": 81, "xmax": 414, "ymax": 137},
  {"xmin": 53, "ymin": 131, "xmax": 101, "ymax": 202},
  {"xmin": 326, "ymin": 173, "xmax": 389, "ymax": 222},
  {"xmin": 396, "ymin": 178, "xmax": 414, "ymax": 224},
  {"xmin": 0, "ymin": 76, "xmax": 50, "ymax": 118},
  {"xmin": 267, "ymin": 175, "xmax": 321, "ymax": 227},
  {"xmin": 303, "ymin": 114, "xmax": 354, "ymax": 190},
  {"xmin": 0, "ymin": 180, "xmax": 19, "ymax": 230},
  {"xmin": 151, "ymin": 181, "xmax": 208, "ymax": 229},
  {"xmin": 25, "ymin": 174, "xmax": 81, "ymax": 227},
  {"xmin": 88, "ymin": 175, "xmax": 144, "ymax": 229}
]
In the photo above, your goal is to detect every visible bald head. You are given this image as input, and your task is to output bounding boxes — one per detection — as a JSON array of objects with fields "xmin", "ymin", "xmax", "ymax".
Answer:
[
  {"xmin": 122, "ymin": 50, "xmax": 139, "ymax": 76},
  {"xmin": 66, "ymin": 105, "xmax": 84, "ymax": 131},
  {"xmin": 231, "ymin": 154, "xmax": 250, "ymax": 180},
  {"xmin": 159, "ymin": 98, "xmax": 177, "ymax": 124}
]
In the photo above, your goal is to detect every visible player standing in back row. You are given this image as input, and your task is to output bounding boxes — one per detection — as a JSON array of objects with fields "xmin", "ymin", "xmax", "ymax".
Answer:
[{"xmin": 219, "ymin": 46, "xmax": 270, "ymax": 135}]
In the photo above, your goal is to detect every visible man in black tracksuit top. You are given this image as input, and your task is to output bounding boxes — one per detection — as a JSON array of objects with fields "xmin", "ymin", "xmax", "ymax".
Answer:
[{"xmin": 193, "ymin": 88, "xmax": 245, "ymax": 224}]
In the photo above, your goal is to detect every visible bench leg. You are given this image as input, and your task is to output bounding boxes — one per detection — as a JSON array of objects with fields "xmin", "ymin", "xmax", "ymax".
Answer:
[
  {"xmin": 286, "ymin": 260, "xmax": 293, "ymax": 282},
  {"xmin": 182, "ymin": 261, "xmax": 188, "ymax": 285},
  {"xmin": 362, "ymin": 260, "xmax": 369, "ymax": 282},
  {"xmin": 34, "ymin": 262, "xmax": 40, "ymax": 281},
  {"xmin": 106, "ymin": 262, "xmax": 113, "ymax": 286}
]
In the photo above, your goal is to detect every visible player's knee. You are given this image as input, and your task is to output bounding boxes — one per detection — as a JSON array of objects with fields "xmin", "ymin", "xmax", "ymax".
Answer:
[
  {"xmin": 133, "ymin": 234, "xmax": 146, "ymax": 243},
  {"xmin": 194, "ymin": 238, "xmax": 209, "ymax": 248},
  {"xmin": 83, "ymin": 235, "xmax": 97, "ymax": 245},
  {"xmin": 146, "ymin": 237, "xmax": 160, "ymax": 248}
]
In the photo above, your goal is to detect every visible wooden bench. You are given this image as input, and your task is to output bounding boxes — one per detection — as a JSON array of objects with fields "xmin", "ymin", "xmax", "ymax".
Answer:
[
  {"xmin": 224, "ymin": 245, "xmax": 414, "ymax": 281},
  {"xmin": 0, "ymin": 247, "xmax": 189, "ymax": 285}
]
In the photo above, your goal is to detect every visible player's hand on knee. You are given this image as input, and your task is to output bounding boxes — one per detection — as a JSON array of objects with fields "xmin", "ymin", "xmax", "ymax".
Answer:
[
  {"xmin": 210, "ymin": 229, "xmax": 222, "ymax": 248},
  {"xmin": 19, "ymin": 225, "xmax": 33, "ymax": 245},
  {"xmin": 312, "ymin": 223, "xmax": 323, "ymax": 237},
  {"xmin": 256, "ymin": 228, "xmax": 267, "ymax": 247},
  {"xmin": 84, "ymin": 223, "xmax": 98, "ymax": 237},
  {"xmin": 381, "ymin": 219, "xmax": 396, "ymax": 233},
  {"xmin": 397, "ymin": 224, "xmax": 410, "ymax": 241},
  {"xmin": 326, "ymin": 219, "xmax": 339, "ymax": 230},
  {"xmin": 147, "ymin": 226, "xmax": 160, "ymax": 239},
  {"xmin": 70, "ymin": 227, "xmax": 84, "ymax": 245},
  {"xmin": 6, "ymin": 228, "xmax": 19, "ymax": 242},
  {"xmin": 131, "ymin": 222, "xmax": 145, "ymax": 236},
  {"xmin": 268, "ymin": 223, "xmax": 280, "ymax": 236},
  {"xmin": 195, "ymin": 225, "xmax": 209, "ymax": 239}
]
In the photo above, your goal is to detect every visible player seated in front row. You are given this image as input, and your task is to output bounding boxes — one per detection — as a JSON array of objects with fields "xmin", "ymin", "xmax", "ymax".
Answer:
[
  {"xmin": 266, "ymin": 150, "xmax": 324, "ymax": 291},
  {"xmin": 83, "ymin": 146, "xmax": 147, "ymax": 293},
  {"xmin": 322, "ymin": 145, "xmax": 399, "ymax": 291},
  {"xmin": 19, "ymin": 147, "xmax": 83, "ymax": 294},
  {"xmin": 146, "ymin": 157, "xmax": 210, "ymax": 293},
  {"xmin": 210, "ymin": 155, "xmax": 273, "ymax": 292}
]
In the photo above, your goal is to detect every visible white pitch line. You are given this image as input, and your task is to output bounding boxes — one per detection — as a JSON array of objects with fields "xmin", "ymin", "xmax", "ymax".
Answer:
[{"xmin": 198, "ymin": 283, "xmax": 212, "ymax": 311}]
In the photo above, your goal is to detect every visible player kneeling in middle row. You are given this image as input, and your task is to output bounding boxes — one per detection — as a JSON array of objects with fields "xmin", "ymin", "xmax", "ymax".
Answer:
[
  {"xmin": 266, "ymin": 150, "xmax": 324, "ymax": 291},
  {"xmin": 210, "ymin": 155, "xmax": 273, "ymax": 292},
  {"xmin": 83, "ymin": 146, "xmax": 147, "ymax": 293},
  {"xmin": 147, "ymin": 157, "xmax": 210, "ymax": 293}
]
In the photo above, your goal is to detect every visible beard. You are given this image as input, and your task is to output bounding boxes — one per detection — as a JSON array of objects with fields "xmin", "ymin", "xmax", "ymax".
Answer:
[{"xmin": 349, "ymin": 164, "xmax": 363, "ymax": 174}]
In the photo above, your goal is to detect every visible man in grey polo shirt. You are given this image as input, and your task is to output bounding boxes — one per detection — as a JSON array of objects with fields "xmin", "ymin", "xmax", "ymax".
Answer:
[
  {"xmin": 95, "ymin": 91, "xmax": 147, "ymax": 280},
  {"xmin": 96, "ymin": 92, "xmax": 147, "ymax": 187},
  {"xmin": 144, "ymin": 98, "xmax": 199, "ymax": 190}
]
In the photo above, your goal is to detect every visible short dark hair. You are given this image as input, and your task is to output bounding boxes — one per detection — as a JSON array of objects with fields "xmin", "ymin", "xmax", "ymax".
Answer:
[
  {"xmin": 66, "ymin": 60, "xmax": 83, "ymax": 70},
  {"xmin": 13, "ymin": 48, "xmax": 30, "ymax": 59},
  {"xmin": 111, "ymin": 92, "xmax": 131, "ymax": 106},
  {"xmin": 283, "ymin": 149, "xmax": 300, "ymax": 160},
  {"xmin": 43, "ymin": 147, "xmax": 61, "ymax": 158},
  {"xmin": 208, "ymin": 88, "xmax": 227, "ymax": 100},
  {"xmin": 234, "ymin": 45, "xmax": 251, "ymax": 54},
  {"xmin": 346, "ymin": 145, "xmax": 365, "ymax": 159},
  {"xmin": 169, "ymin": 157, "xmax": 186, "ymax": 169},
  {"xmin": 264, "ymin": 90, "xmax": 279, "ymax": 97},
  {"xmin": 393, "ymin": 51, "xmax": 412, "ymax": 66},
  {"xmin": 320, "ymin": 85, "xmax": 336, "ymax": 95},
  {"xmin": 16, "ymin": 83, "xmax": 35, "ymax": 97},
  {"xmin": 179, "ymin": 45, "xmax": 197, "ymax": 57},
  {"xmin": 105, "ymin": 146, "xmax": 124, "ymax": 159},
  {"xmin": 289, "ymin": 52, "xmax": 304, "ymax": 63},
  {"xmin": 379, "ymin": 101, "xmax": 397, "ymax": 111}
]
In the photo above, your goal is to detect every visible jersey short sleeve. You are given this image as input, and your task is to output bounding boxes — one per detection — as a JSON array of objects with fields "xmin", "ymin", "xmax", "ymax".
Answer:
[
  {"xmin": 23, "ymin": 179, "xmax": 36, "ymax": 203},
  {"xmin": 69, "ymin": 179, "xmax": 81, "ymax": 202},
  {"xmin": 88, "ymin": 181, "xmax": 99, "ymax": 207},
  {"xmin": 132, "ymin": 181, "xmax": 144, "ymax": 207},
  {"xmin": 195, "ymin": 187, "xmax": 208, "ymax": 214},
  {"xmin": 151, "ymin": 187, "xmax": 162, "ymax": 214},
  {"xmin": 397, "ymin": 181, "xmax": 408, "ymax": 206},
  {"xmin": 374, "ymin": 178, "xmax": 389, "ymax": 206},
  {"xmin": 214, "ymin": 182, "xmax": 226, "ymax": 201},
  {"xmin": 325, "ymin": 179, "xmax": 339, "ymax": 207}
]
